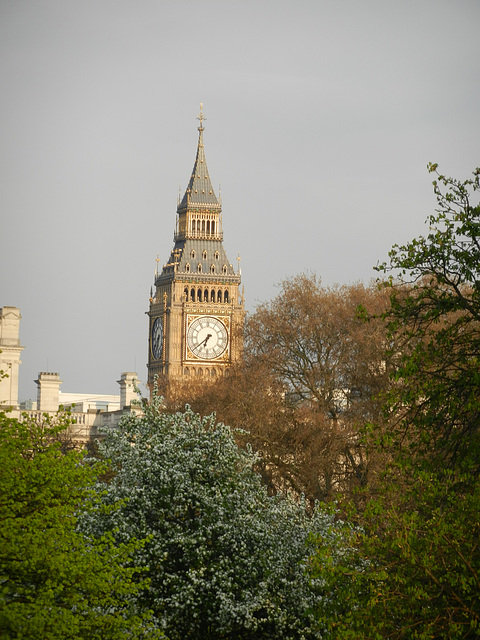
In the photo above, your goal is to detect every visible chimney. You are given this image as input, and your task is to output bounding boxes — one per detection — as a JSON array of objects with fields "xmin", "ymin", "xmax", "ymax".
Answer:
[
  {"xmin": 35, "ymin": 372, "xmax": 62, "ymax": 412},
  {"xmin": 117, "ymin": 372, "xmax": 139, "ymax": 408}
]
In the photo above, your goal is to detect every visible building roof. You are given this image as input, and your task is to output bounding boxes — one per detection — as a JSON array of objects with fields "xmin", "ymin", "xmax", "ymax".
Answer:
[
  {"xmin": 155, "ymin": 106, "xmax": 241, "ymax": 288},
  {"xmin": 177, "ymin": 107, "xmax": 220, "ymax": 212}
]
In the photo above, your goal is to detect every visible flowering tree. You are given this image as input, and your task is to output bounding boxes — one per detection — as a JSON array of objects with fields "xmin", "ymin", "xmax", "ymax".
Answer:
[{"xmin": 82, "ymin": 395, "xmax": 354, "ymax": 640}]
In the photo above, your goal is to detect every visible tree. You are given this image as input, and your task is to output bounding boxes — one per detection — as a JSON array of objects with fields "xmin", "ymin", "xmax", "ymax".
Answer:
[
  {"xmin": 0, "ymin": 410, "xmax": 159, "ymax": 639},
  {"xmin": 321, "ymin": 166, "xmax": 480, "ymax": 640},
  {"xmin": 175, "ymin": 361, "xmax": 307, "ymax": 497},
  {"xmin": 169, "ymin": 277, "xmax": 390, "ymax": 503},
  {"xmin": 240, "ymin": 276, "xmax": 390, "ymax": 501},
  {"xmin": 378, "ymin": 164, "xmax": 480, "ymax": 478},
  {"xmin": 311, "ymin": 470, "xmax": 480, "ymax": 640},
  {"xmin": 81, "ymin": 394, "xmax": 356, "ymax": 640}
]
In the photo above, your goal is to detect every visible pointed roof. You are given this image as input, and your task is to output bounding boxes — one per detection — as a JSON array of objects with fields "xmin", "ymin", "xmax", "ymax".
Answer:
[{"xmin": 177, "ymin": 104, "xmax": 220, "ymax": 212}]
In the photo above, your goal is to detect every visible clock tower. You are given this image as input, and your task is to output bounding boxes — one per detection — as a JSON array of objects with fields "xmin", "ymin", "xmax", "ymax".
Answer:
[{"xmin": 147, "ymin": 106, "xmax": 244, "ymax": 390}]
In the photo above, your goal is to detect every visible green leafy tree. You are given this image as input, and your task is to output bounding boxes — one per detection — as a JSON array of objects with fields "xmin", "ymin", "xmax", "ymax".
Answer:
[
  {"xmin": 378, "ymin": 164, "xmax": 480, "ymax": 478},
  {"xmin": 81, "ymin": 394, "xmax": 355, "ymax": 640},
  {"xmin": 311, "ymin": 471, "xmax": 480, "ymax": 640},
  {"xmin": 316, "ymin": 166, "xmax": 480, "ymax": 640},
  {"xmin": 0, "ymin": 410, "xmax": 159, "ymax": 639}
]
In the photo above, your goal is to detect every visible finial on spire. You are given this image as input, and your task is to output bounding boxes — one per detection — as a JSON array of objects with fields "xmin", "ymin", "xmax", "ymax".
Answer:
[{"xmin": 197, "ymin": 102, "xmax": 206, "ymax": 131}]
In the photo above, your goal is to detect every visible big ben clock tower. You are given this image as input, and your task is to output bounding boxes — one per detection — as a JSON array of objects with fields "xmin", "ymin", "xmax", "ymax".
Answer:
[{"xmin": 147, "ymin": 105, "xmax": 244, "ymax": 390}]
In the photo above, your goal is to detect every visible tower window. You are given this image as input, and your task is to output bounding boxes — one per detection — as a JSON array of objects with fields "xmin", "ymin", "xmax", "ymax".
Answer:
[
  {"xmin": 191, "ymin": 250, "xmax": 196, "ymax": 259},
  {"xmin": 222, "ymin": 265, "xmax": 227, "ymax": 274},
  {"xmin": 197, "ymin": 288, "xmax": 202, "ymax": 301},
  {"xmin": 224, "ymin": 290, "xmax": 229, "ymax": 303},
  {"xmin": 215, "ymin": 251, "xmax": 219, "ymax": 260},
  {"xmin": 184, "ymin": 287, "xmax": 188, "ymax": 301},
  {"xmin": 191, "ymin": 288, "xmax": 195, "ymax": 302},
  {"xmin": 202, "ymin": 250, "xmax": 207, "ymax": 260},
  {"xmin": 210, "ymin": 264, "xmax": 215, "ymax": 274},
  {"xmin": 185, "ymin": 263, "xmax": 191, "ymax": 273},
  {"xmin": 197, "ymin": 264, "xmax": 202, "ymax": 273},
  {"xmin": 217, "ymin": 290, "xmax": 222, "ymax": 303}
]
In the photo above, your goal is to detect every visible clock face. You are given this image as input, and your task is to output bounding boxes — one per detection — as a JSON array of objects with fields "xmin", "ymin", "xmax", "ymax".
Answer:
[
  {"xmin": 151, "ymin": 317, "xmax": 163, "ymax": 360},
  {"xmin": 187, "ymin": 316, "xmax": 228, "ymax": 360}
]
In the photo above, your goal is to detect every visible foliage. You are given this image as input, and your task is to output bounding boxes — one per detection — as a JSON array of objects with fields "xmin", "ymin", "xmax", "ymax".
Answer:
[
  {"xmin": 310, "ymin": 470, "xmax": 480, "ymax": 640},
  {"xmin": 0, "ymin": 410, "xmax": 159, "ymax": 639},
  {"xmin": 245, "ymin": 276, "xmax": 388, "ymax": 413},
  {"xmin": 377, "ymin": 164, "xmax": 480, "ymax": 478},
  {"xmin": 365, "ymin": 472, "xmax": 480, "ymax": 639},
  {"xmin": 323, "ymin": 165, "xmax": 480, "ymax": 639},
  {"xmin": 245, "ymin": 276, "xmax": 391, "ymax": 499},
  {"xmin": 81, "ymin": 394, "xmax": 356, "ymax": 640},
  {"xmin": 169, "ymin": 277, "xmax": 391, "ymax": 503}
]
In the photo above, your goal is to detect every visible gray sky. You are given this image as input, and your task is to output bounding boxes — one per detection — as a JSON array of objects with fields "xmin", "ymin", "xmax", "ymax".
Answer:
[{"xmin": 1, "ymin": 0, "xmax": 479, "ymax": 401}]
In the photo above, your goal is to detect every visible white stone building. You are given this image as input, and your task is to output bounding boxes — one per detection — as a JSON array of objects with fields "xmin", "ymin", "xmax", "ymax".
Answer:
[{"xmin": 1, "ymin": 305, "xmax": 141, "ymax": 442}]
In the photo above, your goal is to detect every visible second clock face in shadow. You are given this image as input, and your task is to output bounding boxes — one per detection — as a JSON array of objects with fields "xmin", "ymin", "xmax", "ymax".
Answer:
[{"xmin": 151, "ymin": 317, "xmax": 163, "ymax": 360}]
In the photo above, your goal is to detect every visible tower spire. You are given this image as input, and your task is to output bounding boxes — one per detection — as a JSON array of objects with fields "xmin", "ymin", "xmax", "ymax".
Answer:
[
  {"xmin": 177, "ymin": 103, "xmax": 219, "ymax": 212},
  {"xmin": 197, "ymin": 102, "xmax": 206, "ymax": 132}
]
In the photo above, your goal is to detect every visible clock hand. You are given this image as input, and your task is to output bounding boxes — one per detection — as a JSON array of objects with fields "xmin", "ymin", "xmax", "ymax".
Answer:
[{"xmin": 192, "ymin": 333, "xmax": 212, "ymax": 353}]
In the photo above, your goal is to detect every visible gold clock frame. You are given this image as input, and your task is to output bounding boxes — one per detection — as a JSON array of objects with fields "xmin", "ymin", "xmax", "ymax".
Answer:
[{"xmin": 184, "ymin": 314, "xmax": 231, "ymax": 362}]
